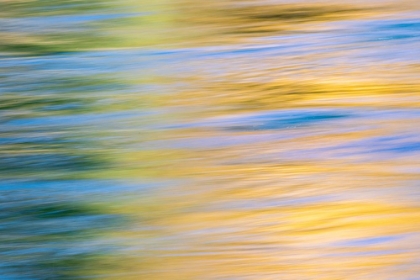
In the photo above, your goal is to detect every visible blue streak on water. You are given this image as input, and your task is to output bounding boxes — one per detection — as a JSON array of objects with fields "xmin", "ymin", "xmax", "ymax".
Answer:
[
  {"xmin": 171, "ymin": 109, "xmax": 353, "ymax": 131},
  {"xmin": 337, "ymin": 235, "xmax": 404, "ymax": 247}
]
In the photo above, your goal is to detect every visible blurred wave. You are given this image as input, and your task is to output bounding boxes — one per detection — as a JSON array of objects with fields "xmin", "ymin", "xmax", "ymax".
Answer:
[{"xmin": 1, "ymin": 0, "xmax": 420, "ymax": 279}]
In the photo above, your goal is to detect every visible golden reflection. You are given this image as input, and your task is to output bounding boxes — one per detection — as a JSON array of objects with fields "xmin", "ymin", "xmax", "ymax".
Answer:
[
  {"xmin": 174, "ymin": 1, "xmax": 371, "ymax": 38},
  {"xmin": 96, "ymin": 190, "xmax": 420, "ymax": 279}
]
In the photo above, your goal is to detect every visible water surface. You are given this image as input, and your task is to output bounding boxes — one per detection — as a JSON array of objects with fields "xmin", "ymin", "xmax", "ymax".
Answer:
[{"xmin": 1, "ymin": 0, "xmax": 420, "ymax": 279}]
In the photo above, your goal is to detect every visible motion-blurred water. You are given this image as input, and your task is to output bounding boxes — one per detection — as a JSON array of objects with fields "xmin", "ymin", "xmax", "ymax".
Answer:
[{"xmin": 1, "ymin": 0, "xmax": 420, "ymax": 279}]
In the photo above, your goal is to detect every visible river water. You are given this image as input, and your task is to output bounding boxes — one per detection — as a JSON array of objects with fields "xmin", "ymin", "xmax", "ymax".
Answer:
[{"xmin": 1, "ymin": 0, "xmax": 420, "ymax": 279}]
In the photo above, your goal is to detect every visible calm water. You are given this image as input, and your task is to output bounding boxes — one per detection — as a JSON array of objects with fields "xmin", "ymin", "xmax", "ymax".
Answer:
[{"xmin": 1, "ymin": 0, "xmax": 420, "ymax": 279}]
